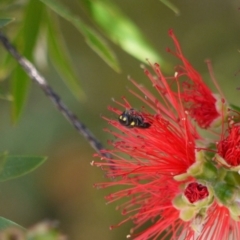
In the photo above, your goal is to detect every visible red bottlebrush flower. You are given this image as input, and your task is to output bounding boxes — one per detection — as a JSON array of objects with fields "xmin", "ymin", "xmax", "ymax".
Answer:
[
  {"xmin": 93, "ymin": 30, "xmax": 240, "ymax": 240},
  {"xmin": 217, "ymin": 124, "xmax": 240, "ymax": 167},
  {"xmin": 93, "ymin": 63, "xmax": 201, "ymax": 238},
  {"xmin": 167, "ymin": 29, "xmax": 227, "ymax": 129}
]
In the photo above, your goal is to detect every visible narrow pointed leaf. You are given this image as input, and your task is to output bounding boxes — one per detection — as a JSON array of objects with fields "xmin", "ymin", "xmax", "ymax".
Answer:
[
  {"xmin": 0, "ymin": 18, "xmax": 14, "ymax": 28},
  {"xmin": 159, "ymin": 0, "xmax": 180, "ymax": 15},
  {"xmin": 0, "ymin": 217, "xmax": 25, "ymax": 231},
  {"xmin": 81, "ymin": 0, "xmax": 164, "ymax": 66},
  {"xmin": 11, "ymin": 1, "xmax": 44, "ymax": 122},
  {"xmin": 0, "ymin": 156, "xmax": 47, "ymax": 182},
  {"xmin": 39, "ymin": 0, "xmax": 120, "ymax": 72},
  {"xmin": 47, "ymin": 15, "xmax": 85, "ymax": 100},
  {"xmin": 12, "ymin": 67, "xmax": 30, "ymax": 121},
  {"xmin": 22, "ymin": 1, "xmax": 44, "ymax": 57}
]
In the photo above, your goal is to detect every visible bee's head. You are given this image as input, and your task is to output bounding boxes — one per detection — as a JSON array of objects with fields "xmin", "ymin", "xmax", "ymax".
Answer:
[{"xmin": 118, "ymin": 110, "xmax": 132, "ymax": 126}]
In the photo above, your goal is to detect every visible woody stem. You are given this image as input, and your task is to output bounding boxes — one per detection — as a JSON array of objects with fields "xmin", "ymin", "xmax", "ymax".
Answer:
[{"xmin": 0, "ymin": 31, "xmax": 111, "ymax": 159}]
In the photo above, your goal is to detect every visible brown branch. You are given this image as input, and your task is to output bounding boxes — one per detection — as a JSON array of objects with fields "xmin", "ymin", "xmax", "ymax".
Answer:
[{"xmin": 0, "ymin": 31, "xmax": 110, "ymax": 160}]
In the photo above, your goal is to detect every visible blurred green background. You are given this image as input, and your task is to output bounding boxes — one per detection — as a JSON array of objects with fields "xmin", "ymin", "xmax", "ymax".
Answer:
[{"xmin": 0, "ymin": 0, "xmax": 240, "ymax": 239}]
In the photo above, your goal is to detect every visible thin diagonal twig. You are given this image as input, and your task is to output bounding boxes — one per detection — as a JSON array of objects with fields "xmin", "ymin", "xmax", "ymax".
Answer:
[{"xmin": 0, "ymin": 31, "xmax": 110, "ymax": 159}]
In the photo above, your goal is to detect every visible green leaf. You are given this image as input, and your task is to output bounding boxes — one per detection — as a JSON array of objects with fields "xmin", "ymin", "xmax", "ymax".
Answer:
[
  {"xmin": 22, "ymin": 1, "xmax": 44, "ymax": 57},
  {"xmin": 47, "ymin": 15, "xmax": 85, "ymax": 100},
  {"xmin": 0, "ymin": 18, "xmax": 14, "ymax": 28},
  {"xmin": 81, "ymin": 0, "xmax": 164, "ymax": 67},
  {"xmin": 11, "ymin": 66, "xmax": 30, "ymax": 122},
  {"xmin": 0, "ymin": 217, "xmax": 25, "ymax": 231},
  {"xmin": 159, "ymin": 0, "xmax": 180, "ymax": 15},
  {"xmin": 0, "ymin": 155, "xmax": 47, "ymax": 182},
  {"xmin": 11, "ymin": 1, "xmax": 44, "ymax": 123},
  {"xmin": 39, "ymin": 0, "xmax": 120, "ymax": 72}
]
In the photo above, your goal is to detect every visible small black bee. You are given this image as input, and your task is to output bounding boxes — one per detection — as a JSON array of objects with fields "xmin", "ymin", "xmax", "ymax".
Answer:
[{"xmin": 118, "ymin": 109, "xmax": 151, "ymax": 128}]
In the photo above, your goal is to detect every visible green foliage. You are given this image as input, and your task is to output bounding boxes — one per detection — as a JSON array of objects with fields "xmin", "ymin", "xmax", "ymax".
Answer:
[
  {"xmin": 11, "ymin": 1, "xmax": 44, "ymax": 122},
  {"xmin": 40, "ymin": 0, "xmax": 120, "ymax": 72},
  {"xmin": 0, "ymin": 154, "xmax": 47, "ymax": 182},
  {"xmin": 46, "ymin": 15, "xmax": 86, "ymax": 100},
  {"xmin": 1, "ymin": 1, "xmax": 87, "ymax": 122},
  {"xmin": 81, "ymin": 0, "xmax": 164, "ymax": 66},
  {"xmin": 11, "ymin": 66, "xmax": 30, "ymax": 123}
]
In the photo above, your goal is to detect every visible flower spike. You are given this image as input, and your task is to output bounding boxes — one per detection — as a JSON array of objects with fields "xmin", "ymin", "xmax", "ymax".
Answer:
[{"xmin": 94, "ymin": 30, "xmax": 240, "ymax": 240}]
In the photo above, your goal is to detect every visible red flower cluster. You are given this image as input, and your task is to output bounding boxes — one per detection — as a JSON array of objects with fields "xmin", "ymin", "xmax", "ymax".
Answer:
[
  {"xmin": 92, "ymin": 30, "xmax": 240, "ymax": 239},
  {"xmin": 167, "ymin": 29, "xmax": 223, "ymax": 129}
]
